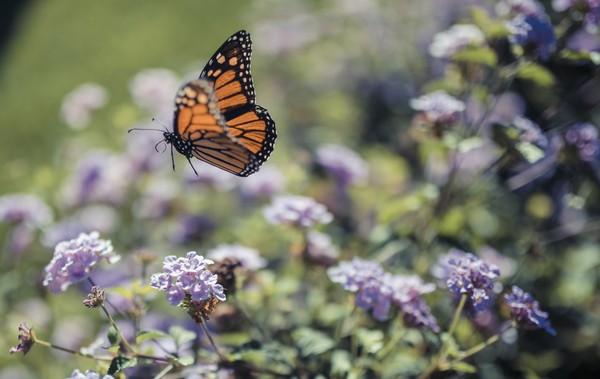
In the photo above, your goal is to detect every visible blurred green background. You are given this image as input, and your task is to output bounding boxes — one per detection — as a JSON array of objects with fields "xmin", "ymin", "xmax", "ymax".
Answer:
[{"xmin": 0, "ymin": 0, "xmax": 251, "ymax": 192}]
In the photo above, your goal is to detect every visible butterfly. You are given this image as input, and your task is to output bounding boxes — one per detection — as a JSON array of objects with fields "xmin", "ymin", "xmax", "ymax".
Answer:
[{"xmin": 131, "ymin": 30, "xmax": 276, "ymax": 177}]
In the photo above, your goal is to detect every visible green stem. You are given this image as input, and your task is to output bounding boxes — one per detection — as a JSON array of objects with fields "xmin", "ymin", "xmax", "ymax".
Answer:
[
  {"xmin": 441, "ymin": 294, "xmax": 467, "ymax": 360},
  {"xmin": 377, "ymin": 318, "xmax": 407, "ymax": 359},
  {"xmin": 199, "ymin": 318, "xmax": 227, "ymax": 362},
  {"xmin": 101, "ymin": 304, "xmax": 136, "ymax": 353},
  {"xmin": 418, "ymin": 294, "xmax": 467, "ymax": 379},
  {"xmin": 34, "ymin": 339, "xmax": 113, "ymax": 361}
]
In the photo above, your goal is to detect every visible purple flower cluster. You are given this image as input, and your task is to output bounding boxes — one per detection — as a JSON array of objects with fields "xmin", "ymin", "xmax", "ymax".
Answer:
[
  {"xmin": 553, "ymin": 0, "xmax": 600, "ymax": 28},
  {"xmin": 564, "ymin": 122, "xmax": 600, "ymax": 162},
  {"xmin": 239, "ymin": 166, "xmax": 286, "ymax": 198},
  {"xmin": 66, "ymin": 370, "xmax": 114, "ymax": 379},
  {"xmin": 410, "ymin": 91, "xmax": 466, "ymax": 126},
  {"xmin": 207, "ymin": 244, "xmax": 267, "ymax": 270},
  {"xmin": 263, "ymin": 195, "xmax": 333, "ymax": 228},
  {"xmin": 0, "ymin": 193, "xmax": 52, "ymax": 227},
  {"xmin": 444, "ymin": 250, "xmax": 500, "ymax": 311},
  {"xmin": 428, "ymin": 24, "xmax": 485, "ymax": 59},
  {"xmin": 328, "ymin": 258, "xmax": 439, "ymax": 331},
  {"xmin": 184, "ymin": 162, "xmax": 238, "ymax": 191},
  {"xmin": 504, "ymin": 286, "xmax": 556, "ymax": 335},
  {"xmin": 61, "ymin": 150, "xmax": 130, "ymax": 207},
  {"xmin": 513, "ymin": 116, "xmax": 548, "ymax": 148},
  {"xmin": 150, "ymin": 252, "xmax": 225, "ymax": 306},
  {"xmin": 306, "ymin": 230, "xmax": 339, "ymax": 265},
  {"xmin": 507, "ymin": 15, "xmax": 557, "ymax": 60},
  {"xmin": 60, "ymin": 83, "xmax": 108, "ymax": 129},
  {"xmin": 315, "ymin": 144, "xmax": 369, "ymax": 187},
  {"xmin": 129, "ymin": 68, "xmax": 180, "ymax": 115},
  {"xmin": 43, "ymin": 232, "xmax": 119, "ymax": 293},
  {"xmin": 9, "ymin": 323, "xmax": 34, "ymax": 355},
  {"xmin": 496, "ymin": 0, "xmax": 546, "ymax": 17}
]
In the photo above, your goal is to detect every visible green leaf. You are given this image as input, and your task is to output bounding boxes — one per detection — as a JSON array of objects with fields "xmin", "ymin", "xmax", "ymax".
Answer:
[
  {"xmin": 167, "ymin": 354, "xmax": 194, "ymax": 366},
  {"xmin": 169, "ymin": 326, "xmax": 196, "ymax": 348},
  {"xmin": 452, "ymin": 47, "xmax": 498, "ymax": 66},
  {"xmin": 292, "ymin": 327, "xmax": 335, "ymax": 357},
  {"xmin": 356, "ymin": 328, "xmax": 384, "ymax": 354},
  {"xmin": 437, "ymin": 206, "xmax": 467, "ymax": 236},
  {"xmin": 330, "ymin": 350, "xmax": 352, "ymax": 376},
  {"xmin": 136, "ymin": 329, "xmax": 169, "ymax": 344},
  {"xmin": 559, "ymin": 49, "xmax": 600, "ymax": 65},
  {"xmin": 470, "ymin": 7, "xmax": 511, "ymax": 38},
  {"xmin": 440, "ymin": 333, "xmax": 460, "ymax": 358},
  {"xmin": 516, "ymin": 63, "xmax": 556, "ymax": 87},
  {"xmin": 448, "ymin": 360, "xmax": 477, "ymax": 373},
  {"xmin": 107, "ymin": 326, "xmax": 120, "ymax": 346},
  {"xmin": 107, "ymin": 356, "xmax": 137, "ymax": 375},
  {"xmin": 515, "ymin": 142, "xmax": 545, "ymax": 164}
]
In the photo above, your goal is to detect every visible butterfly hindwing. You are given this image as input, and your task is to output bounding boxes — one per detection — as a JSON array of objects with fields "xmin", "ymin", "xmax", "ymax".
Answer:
[
  {"xmin": 174, "ymin": 79, "xmax": 259, "ymax": 176},
  {"xmin": 225, "ymin": 104, "xmax": 277, "ymax": 165}
]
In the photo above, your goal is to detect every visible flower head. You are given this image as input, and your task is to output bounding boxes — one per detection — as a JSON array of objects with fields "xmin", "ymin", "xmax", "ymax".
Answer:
[
  {"xmin": 428, "ymin": 24, "xmax": 485, "ymax": 59},
  {"xmin": 66, "ymin": 370, "xmax": 114, "ymax": 379},
  {"xmin": 239, "ymin": 166, "xmax": 286, "ymax": 198},
  {"xmin": 552, "ymin": 0, "xmax": 600, "ymax": 28},
  {"xmin": 83, "ymin": 286, "xmax": 106, "ymax": 308},
  {"xmin": 564, "ymin": 122, "xmax": 600, "ymax": 162},
  {"xmin": 184, "ymin": 162, "xmax": 238, "ymax": 191},
  {"xmin": 496, "ymin": 0, "xmax": 546, "ymax": 17},
  {"xmin": 507, "ymin": 15, "xmax": 557, "ymax": 60},
  {"xmin": 150, "ymin": 252, "xmax": 225, "ymax": 306},
  {"xmin": 410, "ymin": 91, "xmax": 466, "ymax": 126},
  {"xmin": 60, "ymin": 83, "xmax": 108, "ymax": 129},
  {"xmin": 170, "ymin": 214, "xmax": 215, "ymax": 245},
  {"xmin": 0, "ymin": 193, "xmax": 52, "ymax": 227},
  {"xmin": 389, "ymin": 274, "xmax": 439, "ymax": 332},
  {"xmin": 43, "ymin": 232, "xmax": 119, "ymax": 293},
  {"xmin": 61, "ymin": 150, "xmax": 130, "ymax": 207},
  {"xmin": 9, "ymin": 323, "xmax": 35, "ymax": 355},
  {"xmin": 512, "ymin": 116, "xmax": 549, "ymax": 148},
  {"xmin": 207, "ymin": 244, "xmax": 267, "ymax": 270},
  {"xmin": 504, "ymin": 286, "xmax": 556, "ymax": 335},
  {"xmin": 263, "ymin": 195, "xmax": 333, "ymax": 228},
  {"xmin": 315, "ymin": 144, "xmax": 368, "ymax": 187},
  {"xmin": 129, "ymin": 68, "xmax": 180, "ymax": 114},
  {"xmin": 306, "ymin": 230, "xmax": 339, "ymax": 265},
  {"xmin": 444, "ymin": 249, "xmax": 500, "ymax": 311},
  {"xmin": 328, "ymin": 258, "xmax": 439, "ymax": 331}
]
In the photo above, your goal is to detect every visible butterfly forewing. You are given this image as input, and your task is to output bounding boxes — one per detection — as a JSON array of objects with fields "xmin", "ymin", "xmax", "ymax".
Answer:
[
  {"xmin": 200, "ymin": 30, "xmax": 255, "ymax": 115},
  {"xmin": 199, "ymin": 30, "xmax": 276, "ymax": 170}
]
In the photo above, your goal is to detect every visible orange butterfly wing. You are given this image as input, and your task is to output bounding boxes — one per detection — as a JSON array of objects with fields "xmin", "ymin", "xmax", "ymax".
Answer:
[
  {"xmin": 174, "ymin": 79, "xmax": 261, "ymax": 176},
  {"xmin": 200, "ymin": 30, "xmax": 276, "ymax": 169}
]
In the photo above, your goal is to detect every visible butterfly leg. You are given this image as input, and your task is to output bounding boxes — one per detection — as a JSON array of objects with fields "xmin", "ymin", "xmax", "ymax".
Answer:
[
  {"xmin": 186, "ymin": 158, "xmax": 199, "ymax": 176},
  {"xmin": 170, "ymin": 145, "xmax": 176, "ymax": 172}
]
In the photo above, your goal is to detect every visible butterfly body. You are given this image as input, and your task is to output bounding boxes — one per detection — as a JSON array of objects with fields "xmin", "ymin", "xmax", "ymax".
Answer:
[{"xmin": 135, "ymin": 30, "xmax": 276, "ymax": 177}]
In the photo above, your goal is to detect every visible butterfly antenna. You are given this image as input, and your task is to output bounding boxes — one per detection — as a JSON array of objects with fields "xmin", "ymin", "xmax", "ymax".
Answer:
[
  {"xmin": 152, "ymin": 117, "xmax": 170, "ymax": 133},
  {"xmin": 127, "ymin": 127, "xmax": 165, "ymax": 133}
]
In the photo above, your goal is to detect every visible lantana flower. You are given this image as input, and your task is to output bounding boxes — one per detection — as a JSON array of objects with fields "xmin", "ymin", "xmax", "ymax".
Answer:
[{"xmin": 43, "ymin": 232, "xmax": 119, "ymax": 293}]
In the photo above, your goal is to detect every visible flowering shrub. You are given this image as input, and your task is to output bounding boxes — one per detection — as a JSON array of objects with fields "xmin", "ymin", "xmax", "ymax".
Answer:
[{"xmin": 4, "ymin": 0, "xmax": 600, "ymax": 378}]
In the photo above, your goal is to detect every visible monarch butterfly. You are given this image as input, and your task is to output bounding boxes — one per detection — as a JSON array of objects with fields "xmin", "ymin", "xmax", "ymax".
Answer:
[{"xmin": 130, "ymin": 30, "xmax": 276, "ymax": 177}]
